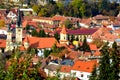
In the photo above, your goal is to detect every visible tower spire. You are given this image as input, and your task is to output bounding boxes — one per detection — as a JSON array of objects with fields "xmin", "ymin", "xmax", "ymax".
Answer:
[
  {"xmin": 17, "ymin": 8, "xmax": 21, "ymax": 27},
  {"xmin": 7, "ymin": 23, "xmax": 11, "ymax": 32}
]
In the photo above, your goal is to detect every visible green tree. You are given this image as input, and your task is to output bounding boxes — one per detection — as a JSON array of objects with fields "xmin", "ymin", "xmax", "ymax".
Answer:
[
  {"xmin": 98, "ymin": 0, "xmax": 109, "ymax": 13},
  {"xmin": 52, "ymin": 43, "xmax": 58, "ymax": 53},
  {"xmin": 31, "ymin": 29, "xmax": 38, "ymax": 36},
  {"xmin": 89, "ymin": 65, "xmax": 98, "ymax": 80},
  {"xmin": 32, "ymin": 5, "xmax": 40, "ymax": 15},
  {"xmin": 98, "ymin": 43, "xmax": 111, "ymax": 80},
  {"xmin": 54, "ymin": 33, "xmax": 59, "ymax": 41},
  {"xmin": 110, "ymin": 42, "xmax": 119, "ymax": 80},
  {"xmin": 5, "ymin": 54, "xmax": 41, "ymax": 80},
  {"xmin": 70, "ymin": 0, "xmax": 86, "ymax": 17},
  {"xmin": 0, "ymin": 53, "xmax": 6, "ymax": 80},
  {"xmin": 38, "ymin": 8, "xmax": 48, "ymax": 17},
  {"xmin": 44, "ymin": 49, "xmax": 51, "ymax": 58},
  {"xmin": 64, "ymin": 19, "xmax": 73, "ymax": 29},
  {"xmin": 81, "ymin": 37, "xmax": 90, "ymax": 51},
  {"xmin": 38, "ymin": 29, "xmax": 46, "ymax": 37}
]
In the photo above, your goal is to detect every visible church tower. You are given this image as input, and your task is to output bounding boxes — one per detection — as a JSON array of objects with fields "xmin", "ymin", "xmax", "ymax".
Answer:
[
  {"xmin": 16, "ymin": 9, "xmax": 22, "ymax": 45},
  {"xmin": 59, "ymin": 25, "xmax": 69, "ymax": 45},
  {"xmin": 5, "ymin": 24, "xmax": 13, "ymax": 51}
]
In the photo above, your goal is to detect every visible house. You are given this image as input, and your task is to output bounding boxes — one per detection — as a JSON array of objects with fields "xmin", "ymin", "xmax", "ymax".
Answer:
[
  {"xmin": 92, "ymin": 15, "xmax": 110, "ymax": 26},
  {"xmin": 7, "ymin": 11, "xmax": 17, "ymax": 20},
  {"xmin": 44, "ymin": 63, "xmax": 60, "ymax": 77},
  {"xmin": 91, "ymin": 27, "xmax": 118, "ymax": 46},
  {"xmin": 0, "ymin": 39, "xmax": 6, "ymax": 53},
  {"xmin": 71, "ymin": 60, "xmax": 98, "ymax": 80},
  {"xmin": 60, "ymin": 65, "xmax": 72, "ymax": 79},
  {"xmin": 22, "ymin": 36, "xmax": 58, "ymax": 57},
  {"xmin": 56, "ymin": 26, "xmax": 97, "ymax": 42},
  {"xmin": 32, "ymin": 17, "xmax": 53, "ymax": 25},
  {"xmin": 52, "ymin": 15, "xmax": 66, "ymax": 27},
  {"xmin": 79, "ymin": 18, "xmax": 92, "ymax": 28}
]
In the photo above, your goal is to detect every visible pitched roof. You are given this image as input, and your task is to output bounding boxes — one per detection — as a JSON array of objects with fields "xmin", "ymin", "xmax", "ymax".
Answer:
[
  {"xmin": 60, "ymin": 25, "xmax": 67, "ymax": 34},
  {"xmin": 89, "ymin": 44, "xmax": 97, "ymax": 51},
  {"xmin": 94, "ymin": 51, "xmax": 101, "ymax": 56},
  {"xmin": 23, "ymin": 36, "xmax": 57, "ymax": 49},
  {"xmin": 45, "ymin": 64, "xmax": 60, "ymax": 71},
  {"xmin": 52, "ymin": 15, "xmax": 66, "ymax": 21},
  {"xmin": 72, "ymin": 60, "xmax": 97, "ymax": 73},
  {"xmin": 93, "ymin": 15, "xmax": 109, "ymax": 20},
  {"xmin": 60, "ymin": 65, "xmax": 72, "ymax": 73},
  {"xmin": 80, "ymin": 18, "xmax": 92, "ymax": 25},
  {"xmin": 83, "ymin": 52, "xmax": 91, "ymax": 57},
  {"xmin": 92, "ymin": 27, "xmax": 111, "ymax": 39},
  {"xmin": 0, "ymin": 39, "xmax": 6, "ymax": 48},
  {"xmin": 56, "ymin": 28, "xmax": 97, "ymax": 35},
  {"xmin": 67, "ymin": 51, "xmax": 82, "ymax": 59}
]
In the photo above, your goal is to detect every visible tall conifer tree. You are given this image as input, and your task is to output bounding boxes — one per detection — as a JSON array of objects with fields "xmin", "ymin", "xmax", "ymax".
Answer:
[
  {"xmin": 89, "ymin": 65, "xmax": 98, "ymax": 80},
  {"xmin": 98, "ymin": 43, "xmax": 111, "ymax": 80},
  {"xmin": 110, "ymin": 42, "xmax": 119, "ymax": 80}
]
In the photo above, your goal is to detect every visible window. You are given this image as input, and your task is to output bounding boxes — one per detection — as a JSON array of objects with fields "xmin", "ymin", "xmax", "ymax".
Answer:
[
  {"xmin": 81, "ymin": 74, "xmax": 83, "ymax": 77},
  {"xmin": 87, "ymin": 75, "xmax": 90, "ymax": 78}
]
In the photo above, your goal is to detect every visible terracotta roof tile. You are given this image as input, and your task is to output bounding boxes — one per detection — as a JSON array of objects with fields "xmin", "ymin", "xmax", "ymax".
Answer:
[
  {"xmin": 72, "ymin": 60, "xmax": 98, "ymax": 73},
  {"xmin": 67, "ymin": 51, "xmax": 82, "ymax": 59},
  {"xmin": 0, "ymin": 39, "xmax": 6, "ymax": 48},
  {"xmin": 94, "ymin": 51, "xmax": 101, "ymax": 56},
  {"xmin": 20, "ymin": 45, "xmax": 26, "ymax": 51},
  {"xmin": 56, "ymin": 28, "xmax": 97, "ymax": 35},
  {"xmin": 89, "ymin": 44, "xmax": 97, "ymax": 50},
  {"xmin": 60, "ymin": 25, "xmax": 67, "ymax": 34},
  {"xmin": 52, "ymin": 15, "xmax": 66, "ymax": 21},
  {"xmin": 60, "ymin": 65, "xmax": 72, "ymax": 73},
  {"xmin": 23, "ymin": 36, "xmax": 58, "ymax": 49},
  {"xmin": 83, "ymin": 52, "xmax": 91, "ymax": 57},
  {"xmin": 93, "ymin": 15, "xmax": 109, "ymax": 20}
]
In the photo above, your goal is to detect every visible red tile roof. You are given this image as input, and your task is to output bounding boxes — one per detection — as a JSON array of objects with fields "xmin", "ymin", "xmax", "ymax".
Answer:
[
  {"xmin": 23, "ymin": 36, "xmax": 58, "ymax": 49},
  {"xmin": 94, "ymin": 51, "xmax": 101, "ymax": 56},
  {"xmin": 92, "ymin": 27, "xmax": 112, "ymax": 39},
  {"xmin": 93, "ymin": 15, "xmax": 109, "ymax": 20},
  {"xmin": 60, "ymin": 25, "xmax": 67, "ymax": 34},
  {"xmin": 56, "ymin": 28, "xmax": 97, "ymax": 35},
  {"xmin": 20, "ymin": 45, "xmax": 26, "ymax": 51},
  {"xmin": 72, "ymin": 60, "xmax": 98, "ymax": 73},
  {"xmin": 52, "ymin": 15, "xmax": 66, "ymax": 21},
  {"xmin": 60, "ymin": 65, "xmax": 72, "ymax": 73},
  {"xmin": 83, "ymin": 52, "xmax": 91, "ymax": 57},
  {"xmin": 67, "ymin": 51, "xmax": 82, "ymax": 59},
  {"xmin": 0, "ymin": 39, "xmax": 6, "ymax": 48},
  {"xmin": 89, "ymin": 44, "xmax": 97, "ymax": 51},
  {"xmin": 80, "ymin": 18, "xmax": 92, "ymax": 25}
]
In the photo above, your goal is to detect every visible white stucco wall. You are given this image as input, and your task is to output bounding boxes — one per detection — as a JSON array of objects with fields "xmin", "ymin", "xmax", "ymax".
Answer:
[{"xmin": 71, "ymin": 70, "xmax": 91, "ymax": 80}]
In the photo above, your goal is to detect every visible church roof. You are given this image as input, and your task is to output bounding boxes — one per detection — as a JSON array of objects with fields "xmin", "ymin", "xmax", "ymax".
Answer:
[
  {"xmin": 56, "ymin": 28, "xmax": 97, "ymax": 35},
  {"xmin": 23, "ymin": 37, "xmax": 58, "ymax": 49},
  {"xmin": 60, "ymin": 25, "xmax": 67, "ymax": 34},
  {"xmin": 16, "ymin": 9, "xmax": 22, "ymax": 27}
]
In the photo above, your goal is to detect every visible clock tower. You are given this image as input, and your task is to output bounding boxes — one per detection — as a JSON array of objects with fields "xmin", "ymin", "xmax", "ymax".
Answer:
[
  {"xmin": 16, "ymin": 9, "xmax": 22, "ymax": 46},
  {"xmin": 59, "ymin": 25, "xmax": 69, "ymax": 45},
  {"xmin": 5, "ymin": 24, "xmax": 13, "ymax": 51}
]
